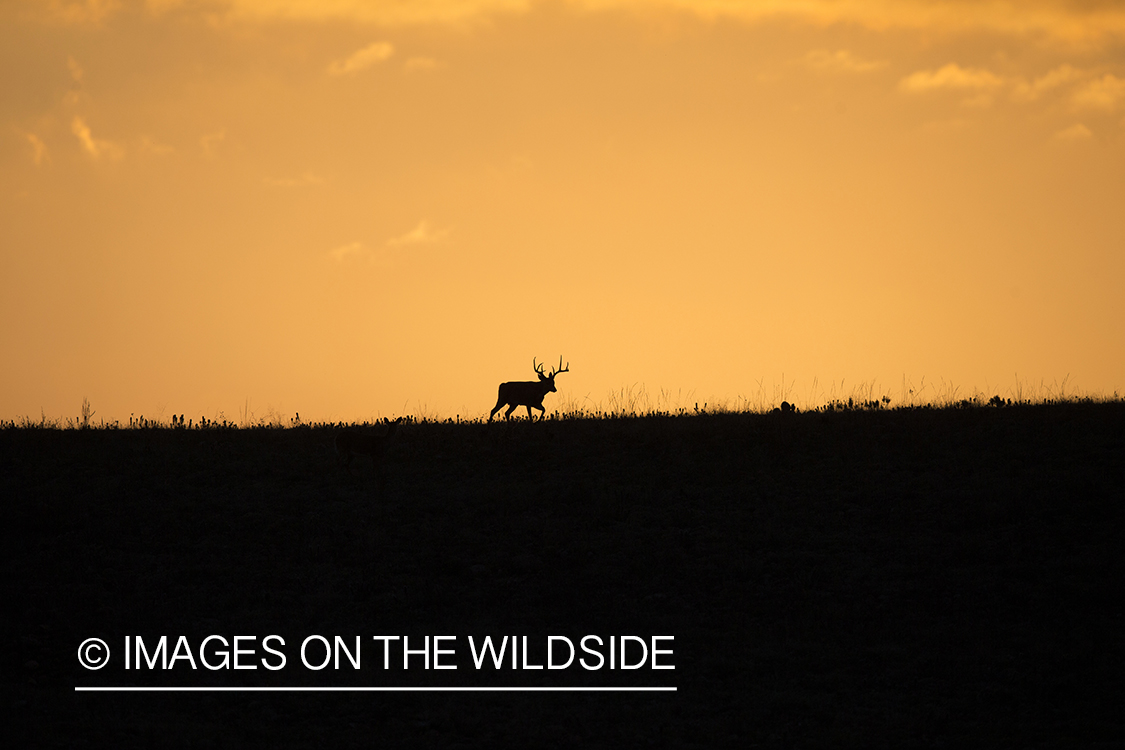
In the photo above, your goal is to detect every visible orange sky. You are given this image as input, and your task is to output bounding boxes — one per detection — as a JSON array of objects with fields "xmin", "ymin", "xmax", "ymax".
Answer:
[{"xmin": 3, "ymin": 0, "xmax": 1123, "ymax": 422}]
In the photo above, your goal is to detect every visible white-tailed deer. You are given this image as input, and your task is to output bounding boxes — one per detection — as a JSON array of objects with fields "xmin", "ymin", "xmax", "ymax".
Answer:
[
  {"xmin": 335, "ymin": 417, "xmax": 403, "ymax": 473},
  {"xmin": 489, "ymin": 357, "xmax": 569, "ymax": 421}
]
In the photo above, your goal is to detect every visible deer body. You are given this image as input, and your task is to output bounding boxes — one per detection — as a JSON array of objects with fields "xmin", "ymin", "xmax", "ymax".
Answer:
[
  {"xmin": 335, "ymin": 418, "xmax": 402, "ymax": 471},
  {"xmin": 489, "ymin": 357, "xmax": 569, "ymax": 421}
]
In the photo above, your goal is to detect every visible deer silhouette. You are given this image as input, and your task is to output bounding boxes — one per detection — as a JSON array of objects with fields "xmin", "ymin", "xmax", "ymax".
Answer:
[{"xmin": 489, "ymin": 357, "xmax": 569, "ymax": 422}]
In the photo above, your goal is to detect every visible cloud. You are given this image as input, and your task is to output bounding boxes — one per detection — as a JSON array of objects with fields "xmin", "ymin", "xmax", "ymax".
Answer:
[
  {"xmin": 328, "ymin": 42, "xmax": 395, "ymax": 76},
  {"xmin": 802, "ymin": 49, "xmax": 886, "ymax": 74},
  {"xmin": 330, "ymin": 241, "xmax": 366, "ymax": 261},
  {"xmin": 264, "ymin": 172, "xmax": 324, "ymax": 187},
  {"xmin": 900, "ymin": 63, "xmax": 1005, "ymax": 93},
  {"xmin": 34, "ymin": 1, "xmax": 1125, "ymax": 44},
  {"xmin": 1054, "ymin": 123, "xmax": 1092, "ymax": 140},
  {"xmin": 67, "ymin": 55, "xmax": 84, "ymax": 83},
  {"xmin": 1072, "ymin": 74, "xmax": 1125, "ymax": 110},
  {"xmin": 71, "ymin": 116, "xmax": 123, "ymax": 159},
  {"xmin": 327, "ymin": 223, "xmax": 450, "ymax": 267},
  {"xmin": 1011, "ymin": 64, "xmax": 1083, "ymax": 102},
  {"xmin": 195, "ymin": 1, "xmax": 1125, "ymax": 43},
  {"xmin": 215, "ymin": 0, "xmax": 530, "ymax": 26},
  {"xmin": 599, "ymin": 0, "xmax": 1125, "ymax": 42},
  {"xmin": 901, "ymin": 64, "xmax": 1122, "ymax": 113},
  {"xmin": 26, "ymin": 133, "xmax": 50, "ymax": 165},
  {"xmin": 386, "ymin": 220, "xmax": 451, "ymax": 247}
]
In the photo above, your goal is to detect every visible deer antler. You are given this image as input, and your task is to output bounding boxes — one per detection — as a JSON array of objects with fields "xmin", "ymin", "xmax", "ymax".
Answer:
[
  {"xmin": 533, "ymin": 357, "xmax": 547, "ymax": 376},
  {"xmin": 549, "ymin": 356, "xmax": 570, "ymax": 378}
]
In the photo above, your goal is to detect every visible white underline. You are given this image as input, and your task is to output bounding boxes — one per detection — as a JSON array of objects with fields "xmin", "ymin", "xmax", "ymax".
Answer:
[{"xmin": 75, "ymin": 686, "xmax": 676, "ymax": 692}]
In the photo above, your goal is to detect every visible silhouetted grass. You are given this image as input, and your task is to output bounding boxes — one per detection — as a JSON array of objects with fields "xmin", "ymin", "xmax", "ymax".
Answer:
[{"xmin": 5, "ymin": 399, "xmax": 1123, "ymax": 747}]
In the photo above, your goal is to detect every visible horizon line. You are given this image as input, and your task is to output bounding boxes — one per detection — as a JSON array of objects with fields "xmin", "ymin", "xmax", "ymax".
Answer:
[{"xmin": 75, "ymin": 686, "xmax": 677, "ymax": 692}]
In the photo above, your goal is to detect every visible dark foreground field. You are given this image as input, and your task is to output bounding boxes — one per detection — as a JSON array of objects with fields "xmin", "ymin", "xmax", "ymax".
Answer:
[{"xmin": 5, "ymin": 402, "xmax": 1123, "ymax": 748}]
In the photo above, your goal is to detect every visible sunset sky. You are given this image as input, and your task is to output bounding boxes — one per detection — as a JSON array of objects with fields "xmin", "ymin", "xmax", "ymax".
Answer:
[{"xmin": 3, "ymin": 0, "xmax": 1123, "ymax": 422}]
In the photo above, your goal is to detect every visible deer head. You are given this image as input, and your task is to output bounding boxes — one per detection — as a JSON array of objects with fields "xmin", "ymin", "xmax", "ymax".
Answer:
[{"xmin": 533, "ymin": 356, "xmax": 570, "ymax": 392}]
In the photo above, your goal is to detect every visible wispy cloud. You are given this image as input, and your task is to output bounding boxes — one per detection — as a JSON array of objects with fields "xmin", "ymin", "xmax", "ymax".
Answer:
[
  {"xmin": 25, "ymin": 133, "xmax": 50, "ymax": 165},
  {"xmin": 219, "ymin": 0, "xmax": 529, "ymax": 26},
  {"xmin": 1054, "ymin": 123, "xmax": 1092, "ymax": 140},
  {"xmin": 901, "ymin": 63, "xmax": 1123, "ymax": 115},
  {"xmin": 328, "ymin": 221, "xmax": 450, "ymax": 266},
  {"xmin": 202, "ymin": 1, "xmax": 1125, "ymax": 44},
  {"xmin": 647, "ymin": 0, "xmax": 1125, "ymax": 43},
  {"xmin": 71, "ymin": 116, "xmax": 122, "ymax": 159},
  {"xmin": 328, "ymin": 42, "xmax": 394, "ymax": 76},
  {"xmin": 67, "ymin": 55, "xmax": 84, "ymax": 83},
  {"xmin": 37, "ymin": 1, "xmax": 1125, "ymax": 46},
  {"xmin": 1011, "ymin": 64, "xmax": 1082, "ymax": 102},
  {"xmin": 386, "ymin": 220, "xmax": 451, "ymax": 247},
  {"xmin": 899, "ymin": 64, "xmax": 1005, "ymax": 93},
  {"xmin": 1072, "ymin": 74, "xmax": 1125, "ymax": 111},
  {"xmin": 802, "ymin": 49, "xmax": 885, "ymax": 74}
]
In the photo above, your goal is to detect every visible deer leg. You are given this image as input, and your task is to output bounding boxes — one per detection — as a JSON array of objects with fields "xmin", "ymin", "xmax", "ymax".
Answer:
[{"xmin": 505, "ymin": 404, "xmax": 517, "ymax": 420}]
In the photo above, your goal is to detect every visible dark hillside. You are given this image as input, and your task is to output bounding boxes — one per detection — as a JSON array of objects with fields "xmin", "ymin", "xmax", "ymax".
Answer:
[{"xmin": 5, "ymin": 402, "xmax": 1123, "ymax": 747}]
